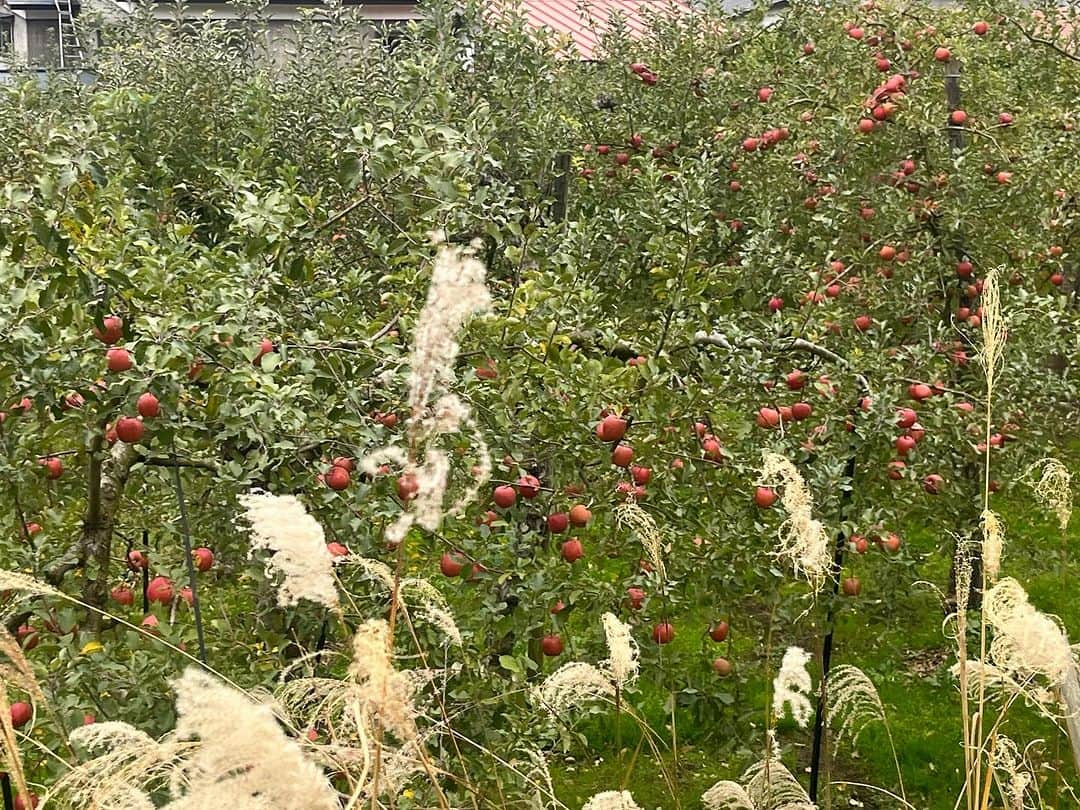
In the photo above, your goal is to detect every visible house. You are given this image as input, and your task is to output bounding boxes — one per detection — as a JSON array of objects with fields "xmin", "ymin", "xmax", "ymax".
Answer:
[{"xmin": 1, "ymin": 1, "xmax": 769, "ymax": 72}]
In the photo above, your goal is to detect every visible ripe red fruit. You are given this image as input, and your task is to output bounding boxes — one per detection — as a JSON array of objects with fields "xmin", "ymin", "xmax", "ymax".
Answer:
[
  {"xmin": 853, "ymin": 314, "xmax": 872, "ymax": 332},
  {"xmin": 909, "ymin": 383, "xmax": 933, "ymax": 401},
  {"xmin": 709, "ymin": 621, "xmax": 729, "ymax": 642},
  {"xmin": 851, "ymin": 536, "xmax": 869, "ymax": 554},
  {"xmin": 973, "ymin": 21, "xmax": 988, "ymax": 35},
  {"xmin": 742, "ymin": 137, "xmax": 760, "ymax": 152},
  {"xmin": 147, "ymin": 576, "xmax": 174, "ymax": 605},
  {"xmin": 106, "ymin": 348, "xmax": 133, "ymax": 373},
  {"xmin": 15, "ymin": 793, "xmax": 39, "ymax": 810},
  {"xmin": 848, "ymin": 26, "xmax": 864, "ymax": 40},
  {"xmin": 253, "ymin": 338, "xmax": 275, "ymax": 366},
  {"xmin": 786, "ymin": 370, "xmax": 806, "ymax": 390},
  {"xmin": 377, "ymin": 412, "xmax": 399, "ymax": 428},
  {"xmin": 895, "ymin": 435, "xmax": 916, "ymax": 455},
  {"xmin": 879, "ymin": 245, "xmax": 897, "ymax": 261},
  {"xmin": 768, "ymin": 296, "xmax": 784, "ymax": 312},
  {"xmin": 791, "ymin": 402, "xmax": 812, "ymax": 421},
  {"xmin": 598, "ymin": 414, "xmax": 628, "ymax": 442},
  {"xmin": 949, "ymin": 109, "xmax": 968, "ymax": 125},
  {"xmin": 627, "ymin": 587, "xmax": 645, "ymax": 609},
  {"xmin": 569, "ymin": 504, "xmax": 592, "ymax": 527},
  {"xmin": 541, "ymin": 635, "xmax": 564, "ymax": 657},
  {"xmin": 493, "ymin": 485, "xmax": 516, "ymax": 509},
  {"xmin": 883, "ymin": 533, "xmax": 902, "ymax": 553},
  {"xmin": 712, "ymin": 657, "xmax": 733, "ymax": 676},
  {"xmin": 42, "ymin": 457, "xmax": 64, "ymax": 480},
  {"xmin": 550, "ymin": 600, "xmax": 566, "ymax": 614},
  {"xmin": 136, "ymin": 392, "xmax": 160, "ymax": 418},
  {"xmin": 127, "ymin": 550, "xmax": 148, "ymax": 570},
  {"xmin": 857, "ymin": 118, "xmax": 875, "ymax": 134},
  {"xmin": 956, "ymin": 260, "xmax": 973, "ymax": 278},
  {"xmin": 561, "ymin": 538, "xmax": 584, "ymax": 563},
  {"xmin": 896, "ymin": 408, "xmax": 918, "ymax": 429},
  {"xmin": 23, "ymin": 522, "xmax": 42, "ymax": 539},
  {"xmin": 934, "ymin": 46, "xmax": 951, "ymax": 61},
  {"xmin": 326, "ymin": 465, "xmax": 350, "ymax": 491},
  {"xmin": 10, "ymin": 702, "xmax": 31, "ymax": 729},
  {"xmin": 192, "ymin": 547, "xmax": 214, "ymax": 572},
  {"xmin": 754, "ymin": 486, "xmax": 777, "ymax": 508},
  {"xmin": 887, "ymin": 460, "xmax": 906, "ymax": 480},
  {"xmin": 756, "ymin": 407, "xmax": 780, "ymax": 428},
  {"xmin": 16, "ymin": 624, "xmax": 37, "ymax": 651},
  {"xmin": 83, "ymin": 713, "xmax": 95, "ymax": 725},
  {"xmin": 842, "ymin": 577, "xmax": 862, "ymax": 597},
  {"xmin": 923, "ymin": 474, "xmax": 945, "ymax": 494},
  {"xmin": 614, "ymin": 152, "xmax": 630, "ymax": 166},
  {"xmin": 93, "ymin": 315, "xmax": 123, "ymax": 344},
  {"xmin": 631, "ymin": 465, "xmax": 651, "ymax": 485},
  {"xmin": 547, "ymin": 512, "xmax": 569, "ymax": 533},
  {"xmin": 516, "ymin": 474, "xmax": 541, "ymax": 499},
  {"xmin": 114, "ymin": 416, "xmax": 144, "ymax": 445},
  {"xmin": 996, "ymin": 171, "xmax": 1012, "ymax": 185},
  {"xmin": 998, "ymin": 112, "xmax": 1013, "ymax": 126},
  {"xmin": 1050, "ymin": 273, "xmax": 1064, "ymax": 286},
  {"xmin": 803, "ymin": 42, "xmax": 815, "ymax": 55},
  {"xmin": 326, "ymin": 542, "xmax": 350, "ymax": 557},
  {"xmin": 652, "ymin": 622, "xmax": 675, "ymax": 644},
  {"xmin": 908, "ymin": 423, "xmax": 926, "ymax": 443},
  {"xmin": 141, "ymin": 614, "xmax": 160, "ymax": 631},
  {"xmin": 757, "ymin": 86, "xmax": 773, "ymax": 102},
  {"xmin": 440, "ymin": 552, "xmax": 465, "ymax": 577},
  {"xmin": 612, "ymin": 445, "xmax": 634, "ymax": 467}
]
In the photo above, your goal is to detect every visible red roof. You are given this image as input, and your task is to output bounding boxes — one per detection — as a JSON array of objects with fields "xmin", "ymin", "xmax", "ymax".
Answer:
[{"xmin": 492, "ymin": 1, "xmax": 694, "ymax": 60}]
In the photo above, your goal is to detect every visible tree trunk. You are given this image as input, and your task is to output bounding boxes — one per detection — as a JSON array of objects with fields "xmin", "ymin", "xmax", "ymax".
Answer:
[{"xmin": 79, "ymin": 439, "xmax": 138, "ymax": 623}]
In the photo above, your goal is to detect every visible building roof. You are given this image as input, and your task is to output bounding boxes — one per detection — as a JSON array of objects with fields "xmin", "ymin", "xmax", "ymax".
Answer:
[{"xmin": 492, "ymin": 1, "xmax": 693, "ymax": 60}]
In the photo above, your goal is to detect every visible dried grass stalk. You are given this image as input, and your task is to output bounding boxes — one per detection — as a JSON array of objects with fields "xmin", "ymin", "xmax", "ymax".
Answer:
[
  {"xmin": 773, "ymin": 647, "xmax": 813, "ymax": 728},
  {"xmin": 759, "ymin": 453, "xmax": 831, "ymax": 590},
  {"xmin": 614, "ymin": 500, "xmax": 666, "ymax": 579},
  {"xmin": 985, "ymin": 578, "xmax": 1074, "ymax": 685},
  {"xmin": 582, "ymin": 790, "xmax": 643, "ymax": 809},
  {"xmin": 1025, "ymin": 458, "xmax": 1073, "ymax": 532},
  {"xmin": 702, "ymin": 780, "xmax": 757, "ymax": 809}
]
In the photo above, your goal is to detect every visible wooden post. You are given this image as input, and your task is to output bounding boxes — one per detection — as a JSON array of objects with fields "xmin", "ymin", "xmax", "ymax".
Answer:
[{"xmin": 944, "ymin": 58, "xmax": 965, "ymax": 154}]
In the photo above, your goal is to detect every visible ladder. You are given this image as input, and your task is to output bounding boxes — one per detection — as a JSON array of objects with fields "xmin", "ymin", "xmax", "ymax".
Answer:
[{"xmin": 53, "ymin": 0, "xmax": 83, "ymax": 69}]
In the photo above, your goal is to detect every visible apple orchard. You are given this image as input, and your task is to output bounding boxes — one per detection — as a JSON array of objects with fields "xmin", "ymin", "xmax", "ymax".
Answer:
[{"xmin": 0, "ymin": 0, "xmax": 1077, "ymax": 807}]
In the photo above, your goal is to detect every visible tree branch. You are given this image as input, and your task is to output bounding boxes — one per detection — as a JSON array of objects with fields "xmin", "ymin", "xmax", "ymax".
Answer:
[{"xmin": 1007, "ymin": 16, "xmax": 1080, "ymax": 63}]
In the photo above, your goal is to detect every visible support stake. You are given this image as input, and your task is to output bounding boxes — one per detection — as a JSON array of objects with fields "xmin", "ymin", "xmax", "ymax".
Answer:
[{"xmin": 171, "ymin": 455, "xmax": 208, "ymax": 664}]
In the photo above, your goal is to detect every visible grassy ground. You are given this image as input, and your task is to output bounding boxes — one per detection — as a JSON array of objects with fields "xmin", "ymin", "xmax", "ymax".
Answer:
[{"xmin": 551, "ymin": 488, "xmax": 1079, "ymax": 809}]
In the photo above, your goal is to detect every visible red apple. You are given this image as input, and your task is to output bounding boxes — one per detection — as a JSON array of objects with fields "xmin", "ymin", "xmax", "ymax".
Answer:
[
  {"xmin": 192, "ymin": 547, "xmax": 214, "ymax": 572},
  {"xmin": 631, "ymin": 465, "xmax": 651, "ymax": 485},
  {"xmin": 851, "ymin": 536, "xmax": 869, "ymax": 554},
  {"xmin": 973, "ymin": 21, "xmax": 988, "ymax": 35},
  {"xmin": 786, "ymin": 370, "xmax": 807, "ymax": 390},
  {"xmin": 854, "ymin": 314, "xmax": 873, "ymax": 331},
  {"xmin": 923, "ymin": 474, "xmax": 945, "ymax": 494},
  {"xmin": 16, "ymin": 624, "xmax": 37, "ymax": 651},
  {"xmin": 127, "ymin": 550, "xmax": 148, "ymax": 570},
  {"xmin": 896, "ymin": 408, "xmax": 917, "ymax": 429},
  {"xmin": 883, "ymin": 533, "xmax": 902, "ymax": 553},
  {"xmin": 42, "ymin": 457, "xmax": 64, "ymax": 480},
  {"xmin": 327, "ymin": 542, "xmax": 350, "ymax": 557},
  {"xmin": 712, "ymin": 657, "xmax": 733, "ymax": 676},
  {"xmin": 756, "ymin": 407, "xmax": 780, "ymax": 428},
  {"xmin": 709, "ymin": 621, "xmax": 729, "ymax": 642},
  {"xmin": 895, "ymin": 435, "xmax": 916, "ymax": 455},
  {"xmin": 879, "ymin": 245, "xmax": 896, "ymax": 261},
  {"xmin": 561, "ymin": 538, "xmax": 584, "ymax": 563},
  {"xmin": 842, "ymin": 577, "xmax": 862, "ymax": 596},
  {"xmin": 652, "ymin": 622, "xmax": 675, "ymax": 644},
  {"xmin": 15, "ymin": 794, "xmax": 39, "ymax": 810},
  {"xmin": 253, "ymin": 338, "xmax": 275, "ymax": 366},
  {"xmin": 934, "ymin": 46, "xmax": 951, "ymax": 61},
  {"xmin": 627, "ymin": 587, "xmax": 645, "ymax": 609},
  {"xmin": 493, "ymin": 485, "xmax": 516, "ymax": 509},
  {"xmin": 754, "ymin": 486, "xmax": 777, "ymax": 508},
  {"xmin": 147, "ymin": 576, "xmax": 174, "ymax": 605},
  {"xmin": 516, "ymin": 474, "xmax": 541, "ymax": 499},
  {"xmin": 541, "ymin": 635, "xmax": 564, "ymax": 657},
  {"xmin": 791, "ymin": 402, "xmax": 812, "ymax": 421},
  {"xmin": 106, "ymin": 348, "xmax": 133, "ymax": 372},
  {"xmin": 93, "ymin": 315, "xmax": 123, "ymax": 344},
  {"xmin": 598, "ymin": 414, "xmax": 628, "ymax": 442},
  {"xmin": 909, "ymin": 383, "xmax": 933, "ymax": 401},
  {"xmin": 440, "ymin": 552, "xmax": 465, "ymax": 577},
  {"xmin": 768, "ymin": 296, "xmax": 784, "ymax": 312},
  {"xmin": 547, "ymin": 512, "xmax": 569, "ymax": 533},
  {"xmin": 10, "ymin": 701, "xmax": 31, "ymax": 729},
  {"xmin": 887, "ymin": 460, "xmax": 906, "ymax": 480},
  {"xmin": 136, "ymin": 392, "xmax": 160, "ymax": 418},
  {"xmin": 326, "ymin": 465, "xmax": 350, "ymax": 491},
  {"xmin": 115, "ymin": 416, "xmax": 144, "ymax": 445},
  {"xmin": 612, "ymin": 444, "xmax": 634, "ymax": 467},
  {"xmin": 949, "ymin": 109, "xmax": 967, "ymax": 125},
  {"xmin": 757, "ymin": 86, "xmax": 773, "ymax": 102},
  {"xmin": 569, "ymin": 504, "xmax": 591, "ymax": 527}
]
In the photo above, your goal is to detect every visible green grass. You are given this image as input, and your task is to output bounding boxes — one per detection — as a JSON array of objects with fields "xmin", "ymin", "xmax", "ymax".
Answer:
[{"xmin": 551, "ymin": 492, "xmax": 1080, "ymax": 809}]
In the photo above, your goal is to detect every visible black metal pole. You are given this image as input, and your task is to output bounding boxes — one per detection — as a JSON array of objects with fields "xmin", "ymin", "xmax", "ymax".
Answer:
[
  {"xmin": 1, "ymin": 772, "xmax": 13, "ymax": 810},
  {"xmin": 170, "ymin": 455, "xmax": 208, "ymax": 665},
  {"xmin": 808, "ymin": 406, "xmax": 862, "ymax": 801}
]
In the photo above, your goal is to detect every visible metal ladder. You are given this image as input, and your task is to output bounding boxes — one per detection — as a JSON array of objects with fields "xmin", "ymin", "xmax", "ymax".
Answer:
[{"xmin": 53, "ymin": 0, "xmax": 83, "ymax": 69}]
